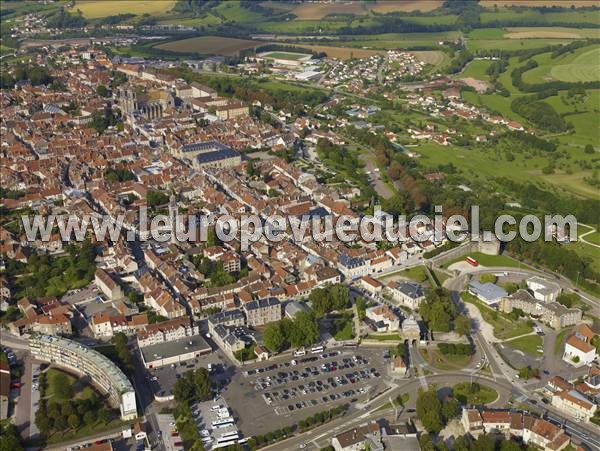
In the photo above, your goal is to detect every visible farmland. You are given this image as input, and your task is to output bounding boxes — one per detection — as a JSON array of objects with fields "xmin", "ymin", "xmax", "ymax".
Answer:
[
  {"xmin": 288, "ymin": 0, "xmax": 442, "ymax": 20},
  {"xmin": 479, "ymin": 1, "xmax": 598, "ymax": 8},
  {"xmin": 504, "ymin": 27, "xmax": 600, "ymax": 40},
  {"xmin": 155, "ymin": 36, "xmax": 261, "ymax": 56},
  {"xmin": 295, "ymin": 45, "xmax": 386, "ymax": 60},
  {"xmin": 69, "ymin": 0, "xmax": 176, "ymax": 19},
  {"xmin": 262, "ymin": 51, "xmax": 309, "ymax": 61},
  {"xmin": 522, "ymin": 44, "xmax": 600, "ymax": 84}
]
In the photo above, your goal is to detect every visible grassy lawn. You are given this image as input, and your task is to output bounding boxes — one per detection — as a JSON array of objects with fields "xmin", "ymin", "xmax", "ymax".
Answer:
[
  {"xmin": 428, "ymin": 349, "xmax": 473, "ymax": 371},
  {"xmin": 364, "ymin": 333, "xmax": 401, "ymax": 341},
  {"xmin": 45, "ymin": 368, "xmax": 94, "ymax": 401},
  {"xmin": 379, "ymin": 265, "xmax": 429, "ymax": 283},
  {"xmin": 582, "ymin": 231, "xmax": 600, "ymax": 246},
  {"xmin": 563, "ymin": 241, "xmax": 600, "ymax": 272},
  {"xmin": 263, "ymin": 51, "xmax": 308, "ymax": 60},
  {"xmin": 523, "ymin": 44, "xmax": 600, "ymax": 84},
  {"xmin": 375, "ymin": 393, "xmax": 410, "ymax": 412},
  {"xmin": 462, "ymin": 292, "xmax": 533, "ymax": 340},
  {"xmin": 504, "ymin": 334, "xmax": 543, "ymax": 356},
  {"xmin": 554, "ymin": 327, "xmax": 573, "ymax": 355},
  {"xmin": 442, "ymin": 252, "xmax": 523, "ymax": 269},
  {"xmin": 460, "ymin": 60, "xmax": 492, "ymax": 80},
  {"xmin": 46, "ymin": 419, "xmax": 124, "ymax": 445},
  {"xmin": 453, "ymin": 382, "xmax": 498, "ymax": 405}
]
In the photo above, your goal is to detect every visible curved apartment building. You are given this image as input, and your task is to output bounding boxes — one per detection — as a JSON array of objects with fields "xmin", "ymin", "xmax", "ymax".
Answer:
[{"xmin": 29, "ymin": 334, "xmax": 137, "ymax": 421}]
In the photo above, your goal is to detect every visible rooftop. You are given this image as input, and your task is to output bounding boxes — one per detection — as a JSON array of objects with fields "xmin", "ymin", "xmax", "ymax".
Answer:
[{"xmin": 30, "ymin": 334, "xmax": 133, "ymax": 395}]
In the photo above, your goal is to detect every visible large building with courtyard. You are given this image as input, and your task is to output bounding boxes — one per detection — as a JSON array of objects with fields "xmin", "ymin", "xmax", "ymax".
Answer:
[{"xmin": 29, "ymin": 334, "xmax": 137, "ymax": 421}]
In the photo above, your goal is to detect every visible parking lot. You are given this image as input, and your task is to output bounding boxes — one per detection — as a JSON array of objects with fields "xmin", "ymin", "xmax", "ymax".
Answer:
[
  {"xmin": 248, "ymin": 351, "xmax": 380, "ymax": 415},
  {"xmin": 155, "ymin": 413, "xmax": 182, "ymax": 451},
  {"xmin": 222, "ymin": 347, "xmax": 389, "ymax": 436},
  {"xmin": 190, "ymin": 396, "xmax": 244, "ymax": 449}
]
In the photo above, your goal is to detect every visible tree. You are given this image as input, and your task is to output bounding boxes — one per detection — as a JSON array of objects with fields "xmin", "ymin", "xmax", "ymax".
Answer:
[
  {"xmin": 97, "ymin": 85, "xmax": 110, "ymax": 97},
  {"xmin": 585, "ymin": 144, "xmax": 594, "ymax": 154},
  {"xmin": 98, "ymin": 408, "xmax": 110, "ymax": 423},
  {"xmin": 83, "ymin": 410, "xmax": 96, "ymax": 426},
  {"xmin": 0, "ymin": 422, "xmax": 24, "ymax": 451},
  {"xmin": 455, "ymin": 315, "xmax": 471, "ymax": 336},
  {"xmin": 53, "ymin": 372, "xmax": 72, "ymax": 399},
  {"xmin": 500, "ymin": 440, "xmax": 523, "ymax": 451},
  {"xmin": 263, "ymin": 321, "xmax": 287, "ymax": 353},
  {"xmin": 68, "ymin": 414, "xmax": 80, "ymax": 429},
  {"xmin": 441, "ymin": 397, "xmax": 459, "ymax": 422},
  {"xmin": 479, "ymin": 274, "xmax": 497, "ymax": 284},
  {"xmin": 309, "ymin": 284, "xmax": 350, "ymax": 317},
  {"xmin": 194, "ymin": 368, "xmax": 212, "ymax": 401},
  {"xmin": 452, "ymin": 436, "xmax": 470, "ymax": 451},
  {"xmin": 416, "ymin": 388, "xmax": 443, "ymax": 434},
  {"xmin": 147, "ymin": 190, "xmax": 169, "ymax": 207},
  {"xmin": 418, "ymin": 433, "xmax": 436, "ymax": 451},
  {"xmin": 288, "ymin": 312, "xmax": 320, "ymax": 348},
  {"xmin": 173, "ymin": 373, "xmax": 195, "ymax": 403}
]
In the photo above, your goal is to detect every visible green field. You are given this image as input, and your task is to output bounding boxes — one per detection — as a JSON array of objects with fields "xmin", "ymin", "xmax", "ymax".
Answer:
[
  {"xmin": 70, "ymin": 0, "xmax": 176, "ymax": 19},
  {"xmin": 429, "ymin": 349, "xmax": 473, "ymax": 371},
  {"xmin": 156, "ymin": 36, "xmax": 260, "ymax": 55},
  {"xmin": 45, "ymin": 368, "xmax": 96, "ymax": 401},
  {"xmin": 523, "ymin": 45, "xmax": 600, "ymax": 84},
  {"xmin": 453, "ymin": 382, "xmax": 498, "ymax": 405},
  {"xmin": 468, "ymin": 38, "xmax": 572, "ymax": 52},
  {"xmin": 504, "ymin": 334, "xmax": 543, "ymax": 356},
  {"xmin": 460, "ymin": 60, "xmax": 493, "ymax": 80},
  {"xmin": 480, "ymin": 9, "xmax": 600, "ymax": 26},
  {"xmin": 462, "ymin": 292, "xmax": 533, "ymax": 340},
  {"xmin": 263, "ymin": 51, "xmax": 308, "ymax": 60},
  {"xmin": 583, "ymin": 231, "xmax": 600, "ymax": 246},
  {"xmin": 380, "ymin": 265, "xmax": 429, "ymax": 283}
]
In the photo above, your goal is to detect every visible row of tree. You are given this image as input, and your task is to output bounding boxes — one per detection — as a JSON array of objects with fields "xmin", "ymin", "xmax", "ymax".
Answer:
[
  {"xmin": 308, "ymin": 284, "xmax": 350, "ymax": 317},
  {"xmin": 420, "ymin": 288, "xmax": 471, "ymax": 336},
  {"xmin": 263, "ymin": 311, "xmax": 320, "ymax": 353}
]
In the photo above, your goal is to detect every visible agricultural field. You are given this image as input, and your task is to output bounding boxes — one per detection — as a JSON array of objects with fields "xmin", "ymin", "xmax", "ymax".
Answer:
[
  {"xmin": 411, "ymin": 50, "xmax": 449, "ymax": 66},
  {"xmin": 480, "ymin": 9, "xmax": 600, "ymax": 26},
  {"xmin": 523, "ymin": 44, "xmax": 600, "ymax": 84},
  {"xmin": 460, "ymin": 60, "xmax": 493, "ymax": 80},
  {"xmin": 320, "ymin": 31, "xmax": 460, "ymax": 50},
  {"xmin": 155, "ymin": 36, "xmax": 261, "ymax": 56},
  {"xmin": 480, "ymin": 1, "xmax": 598, "ymax": 8},
  {"xmin": 416, "ymin": 132, "xmax": 598, "ymax": 200},
  {"xmin": 289, "ymin": 0, "xmax": 442, "ymax": 20},
  {"xmin": 212, "ymin": 1, "xmax": 266, "ymax": 22},
  {"xmin": 69, "ymin": 0, "xmax": 176, "ymax": 19},
  {"xmin": 297, "ymin": 44, "xmax": 386, "ymax": 59},
  {"xmin": 504, "ymin": 27, "xmax": 600, "ymax": 40}
]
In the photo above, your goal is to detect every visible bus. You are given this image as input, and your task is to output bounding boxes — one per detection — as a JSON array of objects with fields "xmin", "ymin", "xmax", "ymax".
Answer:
[
  {"xmin": 212, "ymin": 418, "xmax": 234, "ymax": 428},
  {"xmin": 311, "ymin": 345, "xmax": 325, "ymax": 354},
  {"xmin": 218, "ymin": 432, "xmax": 239, "ymax": 442},
  {"xmin": 214, "ymin": 439, "xmax": 238, "ymax": 448},
  {"xmin": 466, "ymin": 257, "xmax": 478, "ymax": 267},
  {"xmin": 219, "ymin": 431, "xmax": 239, "ymax": 438}
]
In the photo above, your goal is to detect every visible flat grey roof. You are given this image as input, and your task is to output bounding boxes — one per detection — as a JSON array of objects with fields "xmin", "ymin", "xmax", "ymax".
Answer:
[
  {"xmin": 469, "ymin": 281, "xmax": 507, "ymax": 302},
  {"xmin": 140, "ymin": 335, "xmax": 211, "ymax": 363}
]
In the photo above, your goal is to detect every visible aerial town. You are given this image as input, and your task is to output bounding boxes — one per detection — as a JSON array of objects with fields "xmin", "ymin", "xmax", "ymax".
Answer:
[{"xmin": 1, "ymin": 1, "xmax": 599, "ymax": 451}]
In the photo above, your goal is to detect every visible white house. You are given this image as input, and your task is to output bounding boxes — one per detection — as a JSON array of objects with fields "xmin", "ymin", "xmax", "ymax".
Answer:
[
  {"xmin": 563, "ymin": 335, "xmax": 596, "ymax": 367},
  {"xmin": 527, "ymin": 277, "xmax": 561, "ymax": 303}
]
